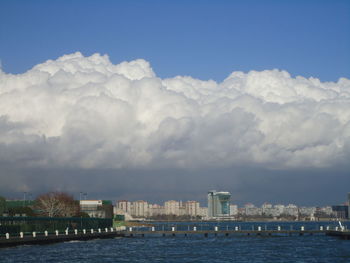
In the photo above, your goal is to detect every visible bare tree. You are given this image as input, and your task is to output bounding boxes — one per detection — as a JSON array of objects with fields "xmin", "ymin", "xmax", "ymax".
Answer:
[{"xmin": 35, "ymin": 192, "xmax": 80, "ymax": 217}]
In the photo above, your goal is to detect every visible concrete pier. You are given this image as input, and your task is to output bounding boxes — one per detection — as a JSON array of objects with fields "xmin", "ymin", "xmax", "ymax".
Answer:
[
  {"xmin": 0, "ymin": 230, "xmax": 125, "ymax": 248},
  {"xmin": 123, "ymin": 229, "xmax": 326, "ymax": 237}
]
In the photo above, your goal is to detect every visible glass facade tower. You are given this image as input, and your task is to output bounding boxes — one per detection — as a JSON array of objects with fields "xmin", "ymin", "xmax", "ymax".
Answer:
[{"xmin": 208, "ymin": 190, "xmax": 231, "ymax": 218}]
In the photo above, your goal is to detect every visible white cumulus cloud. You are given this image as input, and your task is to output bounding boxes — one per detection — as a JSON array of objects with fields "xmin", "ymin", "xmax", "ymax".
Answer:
[{"xmin": 0, "ymin": 52, "xmax": 349, "ymax": 171}]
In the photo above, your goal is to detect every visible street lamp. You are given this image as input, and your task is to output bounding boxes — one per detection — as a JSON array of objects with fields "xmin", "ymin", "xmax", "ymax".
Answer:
[{"xmin": 23, "ymin": 192, "xmax": 27, "ymax": 207}]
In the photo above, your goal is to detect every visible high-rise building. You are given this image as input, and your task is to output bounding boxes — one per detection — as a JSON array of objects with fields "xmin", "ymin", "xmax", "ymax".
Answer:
[
  {"xmin": 164, "ymin": 200, "xmax": 180, "ymax": 215},
  {"xmin": 207, "ymin": 190, "xmax": 231, "ymax": 218},
  {"xmin": 185, "ymin": 201, "xmax": 200, "ymax": 217},
  {"xmin": 116, "ymin": 200, "xmax": 131, "ymax": 213},
  {"xmin": 148, "ymin": 204, "xmax": 164, "ymax": 217},
  {"xmin": 229, "ymin": 204, "xmax": 238, "ymax": 216},
  {"xmin": 131, "ymin": 200, "xmax": 149, "ymax": 217}
]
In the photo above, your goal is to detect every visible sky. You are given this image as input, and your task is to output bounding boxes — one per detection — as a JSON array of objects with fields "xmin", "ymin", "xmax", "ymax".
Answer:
[{"xmin": 0, "ymin": 0, "xmax": 349, "ymax": 206}]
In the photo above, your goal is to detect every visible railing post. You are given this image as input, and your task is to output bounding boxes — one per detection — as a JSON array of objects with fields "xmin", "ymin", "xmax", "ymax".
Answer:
[
  {"xmin": 98, "ymin": 228, "xmax": 101, "ymax": 233},
  {"xmin": 45, "ymin": 231, "xmax": 48, "ymax": 236},
  {"xmin": 55, "ymin": 230, "xmax": 59, "ymax": 236},
  {"xmin": 105, "ymin": 228, "xmax": 108, "ymax": 232},
  {"xmin": 32, "ymin": 232, "xmax": 36, "ymax": 237},
  {"xmin": 193, "ymin": 226, "xmax": 197, "ymax": 231},
  {"xmin": 83, "ymin": 229, "xmax": 86, "ymax": 234},
  {"xmin": 235, "ymin": 226, "xmax": 238, "ymax": 231},
  {"xmin": 320, "ymin": 226, "xmax": 323, "ymax": 231},
  {"xmin": 65, "ymin": 229, "xmax": 68, "ymax": 235},
  {"xmin": 301, "ymin": 226, "xmax": 304, "ymax": 231},
  {"xmin": 20, "ymin": 232, "xmax": 24, "ymax": 238},
  {"xmin": 5, "ymin": 233, "xmax": 9, "ymax": 239},
  {"xmin": 258, "ymin": 226, "xmax": 261, "ymax": 231},
  {"xmin": 74, "ymin": 229, "xmax": 78, "ymax": 235},
  {"xmin": 214, "ymin": 226, "xmax": 218, "ymax": 231},
  {"xmin": 110, "ymin": 227, "xmax": 114, "ymax": 232},
  {"xmin": 277, "ymin": 226, "xmax": 281, "ymax": 231},
  {"xmin": 90, "ymin": 229, "xmax": 94, "ymax": 234}
]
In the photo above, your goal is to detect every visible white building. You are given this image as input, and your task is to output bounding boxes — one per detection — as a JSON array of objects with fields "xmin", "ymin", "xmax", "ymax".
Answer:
[
  {"xmin": 165, "ymin": 200, "xmax": 181, "ymax": 215},
  {"xmin": 185, "ymin": 201, "xmax": 200, "ymax": 217},
  {"xmin": 244, "ymin": 203, "xmax": 262, "ymax": 216},
  {"xmin": 229, "ymin": 204, "xmax": 238, "ymax": 216},
  {"xmin": 283, "ymin": 204, "xmax": 298, "ymax": 217},
  {"xmin": 116, "ymin": 200, "xmax": 132, "ymax": 213},
  {"xmin": 274, "ymin": 204, "xmax": 285, "ymax": 216},
  {"xmin": 299, "ymin": 207, "xmax": 316, "ymax": 217},
  {"xmin": 131, "ymin": 200, "xmax": 149, "ymax": 217},
  {"xmin": 148, "ymin": 204, "xmax": 164, "ymax": 217}
]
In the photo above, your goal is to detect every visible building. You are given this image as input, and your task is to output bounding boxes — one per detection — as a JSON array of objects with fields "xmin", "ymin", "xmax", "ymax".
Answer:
[
  {"xmin": 148, "ymin": 204, "xmax": 164, "ymax": 217},
  {"xmin": 332, "ymin": 205, "xmax": 348, "ymax": 219},
  {"xmin": 207, "ymin": 190, "xmax": 231, "ymax": 218},
  {"xmin": 244, "ymin": 203, "xmax": 262, "ymax": 216},
  {"xmin": 185, "ymin": 201, "xmax": 200, "ymax": 217},
  {"xmin": 80, "ymin": 200, "xmax": 113, "ymax": 218},
  {"xmin": 229, "ymin": 204, "xmax": 238, "ymax": 216},
  {"xmin": 199, "ymin": 207, "xmax": 208, "ymax": 218},
  {"xmin": 299, "ymin": 207, "xmax": 316, "ymax": 217},
  {"xmin": 131, "ymin": 200, "xmax": 149, "ymax": 218},
  {"xmin": 164, "ymin": 200, "xmax": 181, "ymax": 216},
  {"xmin": 283, "ymin": 204, "xmax": 299, "ymax": 217},
  {"xmin": 116, "ymin": 200, "xmax": 132, "ymax": 214},
  {"xmin": 261, "ymin": 203, "xmax": 279, "ymax": 217}
]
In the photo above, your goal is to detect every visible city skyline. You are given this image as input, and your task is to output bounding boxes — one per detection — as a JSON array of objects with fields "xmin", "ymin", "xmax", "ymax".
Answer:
[
  {"xmin": 0, "ymin": 1, "xmax": 350, "ymax": 206},
  {"xmin": 3, "ymin": 190, "xmax": 350, "ymax": 209}
]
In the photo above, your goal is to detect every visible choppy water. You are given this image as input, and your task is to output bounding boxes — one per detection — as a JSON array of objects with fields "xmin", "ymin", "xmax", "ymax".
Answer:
[{"xmin": 1, "ymin": 222, "xmax": 350, "ymax": 263}]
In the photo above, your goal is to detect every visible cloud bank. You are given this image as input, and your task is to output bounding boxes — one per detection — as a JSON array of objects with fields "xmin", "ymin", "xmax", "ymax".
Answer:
[{"xmin": 0, "ymin": 52, "xmax": 349, "ymax": 174}]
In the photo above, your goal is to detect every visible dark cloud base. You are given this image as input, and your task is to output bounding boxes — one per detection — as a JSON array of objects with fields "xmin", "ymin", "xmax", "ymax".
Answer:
[{"xmin": 1, "ymin": 165, "xmax": 348, "ymax": 206}]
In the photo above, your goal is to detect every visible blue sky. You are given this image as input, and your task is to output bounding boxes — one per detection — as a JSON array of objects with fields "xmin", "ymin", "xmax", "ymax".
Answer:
[{"xmin": 0, "ymin": 0, "xmax": 349, "ymax": 82}]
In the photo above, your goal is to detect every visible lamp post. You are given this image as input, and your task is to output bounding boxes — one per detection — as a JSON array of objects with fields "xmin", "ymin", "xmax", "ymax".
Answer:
[
  {"xmin": 79, "ymin": 192, "xmax": 83, "ymax": 229},
  {"xmin": 23, "ymin": 192, "xmax": 27, "ymax": 207}
]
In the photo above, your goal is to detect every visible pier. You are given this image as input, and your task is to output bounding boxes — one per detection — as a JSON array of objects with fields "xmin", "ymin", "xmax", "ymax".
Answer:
[
  {"xmin": 125, "ymin": 229, "xmax": 325, "ymax": 237},
  {"xmin": 124, "ymin": 225, "xmax": 327, "ymax": 237},
  {"xmin": 0, "ymin": 228, "xmax": 125, "ymax": 248},
  {"xmin": 1, "ymin": 225, "xmax": 349, "ymax": 248}
]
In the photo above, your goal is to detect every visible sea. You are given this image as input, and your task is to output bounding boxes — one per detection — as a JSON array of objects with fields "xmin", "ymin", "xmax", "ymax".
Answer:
[{"xmin": 1, "ymin": 221, "xmax": 350, "ymax": 263}]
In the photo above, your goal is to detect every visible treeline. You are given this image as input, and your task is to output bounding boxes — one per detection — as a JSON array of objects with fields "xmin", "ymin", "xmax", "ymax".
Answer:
[{"xmin": 0, "ymin": 192, "xmax": 89, "ymax": 218}]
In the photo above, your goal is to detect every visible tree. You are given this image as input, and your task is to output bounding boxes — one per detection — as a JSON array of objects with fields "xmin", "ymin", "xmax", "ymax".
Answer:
[
  {"xmin": 35, "ymin": 192, "xmax": 80, "ymax": 217},
  {"xmin": 0, "ymin": 196, "xmax": 6, "ymax": 215},
  {"xmin": 8, "ymin": 206, "xmax": 35, "ymax": 217}
]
